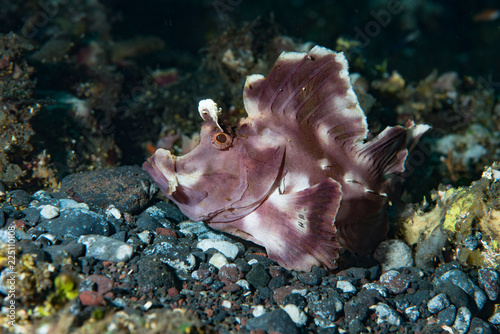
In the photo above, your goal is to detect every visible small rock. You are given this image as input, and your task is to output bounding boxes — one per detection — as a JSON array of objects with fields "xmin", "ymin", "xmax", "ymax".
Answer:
[
  {"xmin": 39, "ymin": 205, "xmax": 59, "ymax": 219},
  {"xmin": 267, "ymin": 309, "xmax": 298, "ymax": 334},
  {"xmin": 336, "ymin": 280, "xmax": 357, "ymax": 294},
  {"xmin": 61, "ymin": 165, "xmax": 157, "ymax": 213},
  {"xmin": 236, "ymin": 279, "xmax": 250, "ymax": 290},
  {"xmin": 79, "ymin": 235, "xmax": 134, "ymax": 262},
  {"xmin": 221, "ymin": 300, "xmax": 232, "ymax": 309},
  {"xmin": 6, "ymin": 189, "xmax": 32, "ymax": 208},
  {"xmin": 405, "ymin": 306, "xmax": 420, "ymax": 322},
  {"xmin": 143, "ymin": 242, "xmax": 196, "ymax": 272},
  {"xmin": 85, "ymin": 274, "xmax": 114, "ymax": 294},
  {"xmin": 105, "ymin": 205, "xmax": 122, "ymax": 220},
  {"xmin": 468, "ymin": 317, "xmax": 492, "ymax": 334},
  {"xmin": 437, "ymin": 305, "xmax": 456, "ymax": 326},
  {"xmin": 38, "ymin": 208, "xmax": 111, "ymax": 237},
  {"xmin": 32, "ymin": 190, "xmax": 52, "ymax": 201},
  {"xmin": 479, "ymin": 268, "xmax": 499, "ymax": 301},
  {"xmin": 489, "ymin": 312, "xmax": 500, "ymax": 325},
  {"xmin": 246, "ymin": 263, "xmax": 270, "ymax": 288},
  {"xmin": 192, "ymin": 269, "xmax": 211, "ymax": 281},
  {"xmin": 58, "ymin": 199, "xmax": 89, "ymax": 210},
  {"xmin": 283, "ymin": 293, "xmax": 307, "ymax": 308},
  {"xmin": 252, "ymin": 305, "xmax": 266, "ymax": 317},
  {"xmin": 137, "ymin": 256, "xmax": 176, "ymax": 291},
  {"xmin": 197, "ymin": 239, "xmax": 240, "ymax": 260},
  {"xmin": 218, "ymin": 264, "xmax": 243, "ymax": 285},
  {"xmin": 297, "ymin": 272, "xmax": 320, "ymax": 286},
  {"xmin": 44, "ymin": 242, "xmax": 86, "ymax": 260},
  {"xmin": 348, "ymin": 319, "xmax": 366, "ymax": 334},
  {"xmin": 453, "ymin": 307, "xmax": 471, "ymax": 334},
  {"xmin": 374, "ymin": 239, "xmax": 413, "ymax": 271},
  {"xmin": 362, "ymin": 282, "xmax": 388, "ymax": 297},
  {"xmin": 136, "ymin": 231, "xmax": 153, "ymax": 244},
  {"xmin": 309, "ymin": 296, "xmax": 340, "ymax": 323},
  {"xmin": 370, "ymin": 303, "xmax": 401, "ymax": 326},
  {"xmin": 22, "ymin": 207, "xmax": 40, "ymax": 225},
  {"xmin": 209, "ymin": 252, "xmax": 228, "ymax": 269},
  {"xmin": 283, "ymin": 304, "xmax": 307, "ymax": 326},
  {"xmin": 79, "ymin": 290, "xmax": 104, "ymax": 306},
  {"xmin": 428, "ymin": 293, "xmax": 450, "ymax": 314},
  {"xmin": 135, "ymin": 213, "xmax": 162, "ymax": 231},
  {"xmin": 474, "ymin": 286, "xmax": 488, "ymax": 310},
  {"xmin": 380, "ymin": 270, "xmax": 409, "ymax": 294}
]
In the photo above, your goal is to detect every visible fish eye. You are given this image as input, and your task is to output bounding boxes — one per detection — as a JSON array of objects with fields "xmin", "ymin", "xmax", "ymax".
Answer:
[{"xmin": 211, "ymin": 132, "xmax": 232, "ymax": 149}]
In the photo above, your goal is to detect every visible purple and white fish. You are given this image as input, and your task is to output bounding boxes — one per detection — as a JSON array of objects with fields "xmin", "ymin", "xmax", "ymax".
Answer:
[{"xmin": 143, "ymin": 46, "xmax": 429, "ymax": 271}]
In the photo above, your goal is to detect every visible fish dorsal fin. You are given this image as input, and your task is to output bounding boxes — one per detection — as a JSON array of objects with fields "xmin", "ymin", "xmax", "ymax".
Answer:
[{"xmin": 243, "ymin": 45, "xmax": 368, "ymax": 148}]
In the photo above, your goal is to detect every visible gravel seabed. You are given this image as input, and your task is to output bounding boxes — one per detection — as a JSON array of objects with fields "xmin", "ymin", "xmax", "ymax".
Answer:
[{"xmin": 1, "ymin": 166, "xmax": 500, "ymax": 334}]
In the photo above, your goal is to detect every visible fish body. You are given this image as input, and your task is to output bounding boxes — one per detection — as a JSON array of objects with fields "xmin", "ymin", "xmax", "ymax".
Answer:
[{"xmin": 143, "ymin": 46, "xmax": 429, "ymax": 271}]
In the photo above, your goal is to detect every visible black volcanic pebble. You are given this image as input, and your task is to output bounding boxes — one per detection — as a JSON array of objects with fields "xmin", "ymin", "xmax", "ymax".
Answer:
[
  {"xmin": 60, "ymin": 165, "xmax": 157, "ymax": 213},
  {"xmin": 297, "ymin": 272, "xmax": 320, "ymax": 286},
  {"xmin": 135, "ymin": 212, "xmax": 162, "ymax": 231},
  {"xmin": 246, "ymin": 263, "xmax": 270, "ymax": 288},
  {"xmin": 267, "ymin": 309, "xmax": 298, "ymax": 334},
  {"xmin": 469, "ymin": 317, "xmax": 492, "ymax": 334},
  {"xmin": 282, "ymin": 293, "xmax": 307, "ymax": 308},
  {"xmin": 247, "ymin": 309, "xmax": 298, "ymax": 334},
  {"xmin": 136, "ymin": 256, "xmax": 176, "ymax": 292},
  {"xmin": 348, "ymin": 319, "xmax": 366, "ymax": 334},
  {"xmin": 437, "ymin": 305, "xmax": 456, "ymax": 326},
  {"xmin": 268, "ymin": 275, "xmax": 286, "ymax": 289},
  {"xmin": 37, "ymin": 209, "xmax": 111, "ymax": 237},
  {"xmin": 22, "ymin": 207, "xmax": 40, "ymax": 225},
  {"xmin": 6, "ymin": 189, "xmax": 32, "ymax": 208}
]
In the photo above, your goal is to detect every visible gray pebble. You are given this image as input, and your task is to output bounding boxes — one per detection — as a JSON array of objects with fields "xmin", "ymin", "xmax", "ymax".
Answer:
[
  {"xmin": 489, "ymin": 312, "xmax": 500, "ymax": 325},
  {"xmin": 405, "ymin": 306, "xmax": 419, "ymax": 322},
  {"xmin": 143, "ymin": 242, "xmax": 196, "ymax": 272},
  {"xmin": 336, "ymin": 280, "xmax": 357, "ymax": 294},
  {"xmin": 479, "ymin": 268, "xmax": 499, "ymax": 301},
  {"xmin": 374, "ymin": 239, "xmax": 413, "ymax": 271},
  {"xmin": 379, "ymin": 270, "xmax": 409, "ymax": 294},
  {"xmin": 468, "ymin": 317, "xmax": 492, "ymax": 334},
  {"xmin": 453, "ymin": 306, "xmax": 471, "ymax": 334},
  {"xmin": 428, "ymin": 293, "xmax": 450, "ymax": 313},
  {"xmin": 370, "ymin": 303, "xmax": 401, "ymax": 326},
  {"xmin": 79, "ymin": 234, "xmax": 134, "ymax": 262},
  {"xmin": 38, "ymin": 208, "xmax": 111, "ymax": 237},
  {"xmin": 437, "ymin": 305, "xmax": 456, "ymax": 326}
]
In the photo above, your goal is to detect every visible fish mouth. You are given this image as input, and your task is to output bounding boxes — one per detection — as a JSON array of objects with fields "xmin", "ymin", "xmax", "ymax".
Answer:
[{"xmin": 142, "ymin": 149, "xmax": 179, "ymax": 196}]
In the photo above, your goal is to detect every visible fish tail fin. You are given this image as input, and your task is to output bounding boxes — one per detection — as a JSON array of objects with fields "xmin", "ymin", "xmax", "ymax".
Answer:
[{"xmin": 354, "ymin": 122, "xmax": 430, "ymax": 184}]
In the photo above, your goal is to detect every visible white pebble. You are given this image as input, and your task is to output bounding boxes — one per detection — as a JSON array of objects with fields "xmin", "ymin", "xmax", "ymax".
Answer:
[
  {"xmin": 336, "ymin": 280, "xmax": 357, "ymax": 293},
  {"xmin": 252, "ymin": 305, "xmax": 266, "ymax": 317},
  {"xmin": 283, "ymin": 304, "xmax": 307, "ymax": 326},
  {"xmin": 105, "ymin": 205, "xmax": 122, "ymax": 220},
  {"xmin": 221, "ymin": 300, "xmax": 232, "ymax": 309},
  {"xmin": 197, "ymin": 239, "xmax": 240, "ymax": 260},
  {"xmin": 137, "ymin": 231, "xmax": 153, "ymax": 244},
  {"xmin": 362, "ymin": 282, "xmax": 388, "ymax": 297},
  {"xmin": 236, "ymin": 279, "xmax": 250, "ymax": 290},
  {"xmin": 40, "ymin": 205, "xmax": 59, "ymax": 219},
  {"xmin": 209, "ymin": 252, "xmax": 228, "ymax": 269},
  {"xmin": 78, "ymin": 235, "xmax": 134, "ymax": 262}
]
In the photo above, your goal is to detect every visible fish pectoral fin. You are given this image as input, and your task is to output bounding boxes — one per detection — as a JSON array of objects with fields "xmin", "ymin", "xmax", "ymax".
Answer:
[{"xmin": 219, "ymin": 178, "xmax": 343, "ymax": 271}]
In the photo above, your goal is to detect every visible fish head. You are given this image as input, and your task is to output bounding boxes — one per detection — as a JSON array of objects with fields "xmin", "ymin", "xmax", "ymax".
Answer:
[{"xmin": 143, "ymin": 99, "xmax": 285, "ymax": 222}]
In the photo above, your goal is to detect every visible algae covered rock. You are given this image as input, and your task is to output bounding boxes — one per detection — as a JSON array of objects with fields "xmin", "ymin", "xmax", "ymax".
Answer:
[{"xmin": 398, "ymin": 163, "xmax": 500, "ymax": 269}]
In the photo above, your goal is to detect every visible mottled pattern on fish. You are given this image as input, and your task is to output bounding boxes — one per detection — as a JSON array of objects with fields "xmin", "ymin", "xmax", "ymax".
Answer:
[{"xmin": 143, "ymin": 46, "xmax": 429, "ymax": 271}]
